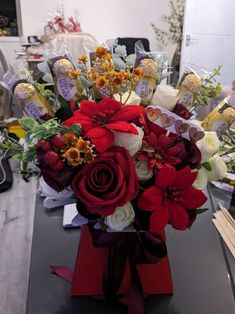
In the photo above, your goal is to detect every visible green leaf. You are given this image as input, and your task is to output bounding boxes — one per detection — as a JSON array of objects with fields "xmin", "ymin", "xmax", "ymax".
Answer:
[
  {"xmin": 20, "ymin": 118, "xmax": 38, "ymax": 130},
  {"xmin": 70, "ymin": 124, "xmax": 81, "ymax": 136},
  {"xmin": 201, "ymin": 162, "xmax": 212, "ymax": 171},
  {"xmin": 13, "ymin": 154, "xmax": 24, "ymax": 161},
  {"xmin": 197, "ymin": 208, "xmax": 209, "ymax": 215}
]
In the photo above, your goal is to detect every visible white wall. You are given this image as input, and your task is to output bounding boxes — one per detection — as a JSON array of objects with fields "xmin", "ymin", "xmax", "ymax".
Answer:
[{"xmin": 1, "ymin": 0, "xmax": 170, "ymax": 66}]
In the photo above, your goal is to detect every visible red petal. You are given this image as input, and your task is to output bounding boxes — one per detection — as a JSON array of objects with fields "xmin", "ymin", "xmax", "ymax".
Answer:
[
  {"xmin": 178, "ymin": 188, "xmax": 208, "ymax": 209},
  {"xmin": 137, "ymin": 186, "xmax": 163, "ymax": 211},
  {"xmin": 106, "ymin": 121, "xmax": 138, "ymax": 134},
  {"xmin": 111, "ymin": 105, "xmax": 143, "ymax": 122},
  {"xmin": 175, "ymin": 166, "xmax": 191, "ymax": 177},
  {"xmin": 79, "ymin": 100, "xmax": 99, "ymax": 117},
  {"xmin": 98, "ymin": 97, "xmax": 122, "ymax": 113},
  {"xmin": 149, "ymin": 209, "xmax": 169, "ymax": 233},
  {"xmin": 155, "ymin": 167, "xmax": 176, "ymax": 190},
  {"xmin": 86, "ymin": 127, "xmax": 114, "ymax": 152},
  {"xmin": 63, "ymin": 116, "xmax": 78, "ymax": 126},
  {"xmin": 174, "ymin": 171, "xmax": 198, "ymax": 191},
  {"xmin": 63, "ymin": 113, "xmax": 93, "ymax": 131},
  {"xmin": 168, "ymin": 201, "xmax": 189, "ymax": 230}
]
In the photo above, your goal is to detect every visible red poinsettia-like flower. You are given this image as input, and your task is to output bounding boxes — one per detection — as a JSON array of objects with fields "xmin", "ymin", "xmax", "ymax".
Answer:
[
  {"xmin": 63, "ymin": 98, "xmax": 143, "ymax": 152},
  {"xmin": 137, "ymin": 166, "xmax": 207, "ymax": 232}
]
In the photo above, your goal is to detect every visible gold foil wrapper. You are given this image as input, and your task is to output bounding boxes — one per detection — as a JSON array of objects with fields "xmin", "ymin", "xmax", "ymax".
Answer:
[
  {"xmin": 202, "ymin": 98, "xmax": 235, "ymax": 132},
  {"xmin": 51, "ymin": 57, "xmax": 84, "ymax": 102},
  {"xmin": 52, "ymin": 59, "xmax": 74, "ymax": 75},
  {"xmin": 14, "ymin": 83, "xmax": 37, "ymax": 100},
  {"xmin": 180, "ymin": 73, "xmax": 202, "ymax": 93},
  {"xmin": 136, "ymin": 58, "xmax": 158, "ymax": 106},
  {"xmin": 140, "ymin": 58, "xmax": 158, "ymax": 79},
  {"xmin": 176, "ymin": 73, "xmax": 202, "ymax": 109},
  {"xmin": 13, "ymin": 82, "xmax": 54, "ymax": 119}
]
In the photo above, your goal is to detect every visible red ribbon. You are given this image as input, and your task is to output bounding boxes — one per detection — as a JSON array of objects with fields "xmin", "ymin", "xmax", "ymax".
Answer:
[
  {"xmin": 89, "ymin": 226, "xmax": 167, "ymax": 314},
  {"xmin": 50, "ymin": 227, "xmax": 167, "ymax": 314}
]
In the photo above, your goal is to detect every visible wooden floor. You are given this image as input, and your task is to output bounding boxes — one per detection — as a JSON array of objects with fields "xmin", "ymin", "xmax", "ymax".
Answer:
[{"xmin": 0, "ymin": 162, "xmax": 37, "ymax": 314}]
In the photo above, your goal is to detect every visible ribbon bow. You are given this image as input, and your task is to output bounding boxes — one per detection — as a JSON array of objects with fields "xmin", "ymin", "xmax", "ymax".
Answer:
[{"xmin": 90, "ymin": 225, "xmax": 167, "ymax": 314}]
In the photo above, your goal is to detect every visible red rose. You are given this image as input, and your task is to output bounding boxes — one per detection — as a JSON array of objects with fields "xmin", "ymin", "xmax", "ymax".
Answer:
[{"xmin": 71, "ymin": 147, "xmax": 139, "ymax": 216}]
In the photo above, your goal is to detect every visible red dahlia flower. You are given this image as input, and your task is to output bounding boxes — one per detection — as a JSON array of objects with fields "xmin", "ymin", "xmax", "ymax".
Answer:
[
  {"xmin": 137, "ymin": 133, "xmax": 201, "ymax": 170},
  {"xmin": 137, "ymin": 166, "xmax": 207, "ymax": 232},
  {"xmin": 63, "ymin": 98, "xmax": 143, "ymax": 152}
]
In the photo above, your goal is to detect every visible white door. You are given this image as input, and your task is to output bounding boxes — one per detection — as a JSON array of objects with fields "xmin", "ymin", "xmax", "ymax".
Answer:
[{"xmin": 180, "ymin": 0, "xmax": 235, "ymax": 85}]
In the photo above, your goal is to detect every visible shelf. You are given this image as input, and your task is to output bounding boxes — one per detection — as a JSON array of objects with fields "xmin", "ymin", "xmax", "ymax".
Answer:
[{"xmin": 0, "ymin": 37, "xmax": 22, "ymax": 42}]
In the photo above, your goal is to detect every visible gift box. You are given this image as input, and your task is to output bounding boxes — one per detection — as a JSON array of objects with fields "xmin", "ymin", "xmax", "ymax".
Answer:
[{"xmin": 71, "ymin": 225, "xmax": 173, "ymax": 296}]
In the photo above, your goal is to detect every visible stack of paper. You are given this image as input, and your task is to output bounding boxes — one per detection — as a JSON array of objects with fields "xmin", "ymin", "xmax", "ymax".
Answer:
[{"xmin": 212, "ymin": 203, "xmax": 235, "ymax": 258}]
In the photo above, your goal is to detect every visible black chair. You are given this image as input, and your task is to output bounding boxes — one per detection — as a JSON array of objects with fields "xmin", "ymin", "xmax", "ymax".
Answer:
[{"xmin": 116, "ymin": 37, "xmax": 150, "ymax": 55}]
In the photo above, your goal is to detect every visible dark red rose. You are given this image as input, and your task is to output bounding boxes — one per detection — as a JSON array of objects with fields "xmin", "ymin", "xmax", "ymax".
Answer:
[
  {"xmin": 71, "ymin": 146, "xmax": 139, "ymax": 216},
  {"xmin": 173, "ymin": 103, "xmax": 193, "ymax": 120}
]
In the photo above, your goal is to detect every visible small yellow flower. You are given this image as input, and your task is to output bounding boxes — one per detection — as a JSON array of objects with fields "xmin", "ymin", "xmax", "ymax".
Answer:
[
  {"xmin": 109, "ymin": 70, "xmax": 118, "ymax": 77},
  {"xmin": 84, "ymin": 151, "xmax": 96, "ymax": 163},
  {"xmin": 96, "ymin": 76, "xmax": 108, "ymax": 88},
  {"xmin": 104, "ymin": 52, "xmax": 112, "ymax": 60},
  {"xmin": 89, "ymin": 70, "xmax": 99, "ymax": 82},
  {"xmin": 77, "ymin": 55, "xmax": 88, "ymax": 63},
  {"xmin": 96, "ymin": 47, "xmax": 108, "ymax": 59},
  {"xmin": 76, "ymin": 137, "xmax": 91, "ymax": 153},
  {"xmin": 123, "ymin": 70, "xmax": 131, "ymax": 80},
  {"xmin": 63, "ymin": 132, "xmax": 77, "ymax": 146},
  {"xmin": 67, "ymin": 70, "xmax": 81, "ymax": 79},
  {"xmin": 113, "ymin": 77, "xmax": 122, "ymax": 86},
  {"xmin": 101, "ymin": 64, "xmax": 109, "ymax": 72},
  {"xmin": 133, "ymin": 67, "xmax": 143, "ymax": 77},
  {"xmin": 64, "ymin": 147, "xmax": 83, "ymax": 167}
]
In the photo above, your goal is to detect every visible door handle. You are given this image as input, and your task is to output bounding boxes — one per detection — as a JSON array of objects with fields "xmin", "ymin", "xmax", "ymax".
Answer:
[{"xmin": 185, "ymin": 34, "xmax": 199, "ymax": 46}]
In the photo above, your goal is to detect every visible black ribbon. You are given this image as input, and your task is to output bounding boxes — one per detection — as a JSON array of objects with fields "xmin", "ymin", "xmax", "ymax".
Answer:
[{"xmin": 89, "ymin": 225, "xmax": 167, "ymax": 314}]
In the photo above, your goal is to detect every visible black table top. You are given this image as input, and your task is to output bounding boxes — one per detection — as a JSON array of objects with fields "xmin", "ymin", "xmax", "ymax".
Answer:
[{"xmin": 26, "ymin": 185, "xmax": 235, "ymax": 314}]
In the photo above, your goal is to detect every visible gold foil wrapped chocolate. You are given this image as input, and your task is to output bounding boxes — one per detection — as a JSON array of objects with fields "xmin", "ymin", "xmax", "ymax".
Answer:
[
  {"xmin": 13, "ymin": 81, "xmax": 54, "ymax": 119},
  {"xmin": 50, "ymin": 57, "xmax": 84, "ymax": 103},
  {"xmin": 180, "ymin": 74, "xmax": 202, "ymax": 93},
  {"xmin": 202, "ymin": 98, "xmax": 235, "ymax": 133},
  {"xmin": 136, "ymin": 57, "xmax": 158, "ymax": 106},
  {"xmin": 52, "ymin": 59, "xmax": 74, "ymax": 75},
  {"xmin": 176, "ymin": 72, "xmax": 202, "ymax": 109}
]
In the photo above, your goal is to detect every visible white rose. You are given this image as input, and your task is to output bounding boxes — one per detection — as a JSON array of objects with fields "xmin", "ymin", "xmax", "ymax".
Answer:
[
  {"xmin": 135, "ymin": 160, "xmax": 153, "ymax": 181},
  {"xmin": 206, "ymin": 155, "xmax": 227, "ymax": 182},
  {"xmin": 196, "ymin": 131, "xmax": 220, "ymax": 162},
  {"xmin": 105, "ymin": 202, "xmax": 135, "ymax": 231},
  {"xmin": 113, "ymin": 124, "xmax": 144, "ymax": 157},
  {"xmin": 114, "ymin": 91, "xmax": 141, "ymax": 105},
  {"xmin": 151, "ymin": 85, "xmax": 179, "ymax": 111},
  {"xmin": 192, "ymin": 168, "xmax": 208, "ymax": 190}
]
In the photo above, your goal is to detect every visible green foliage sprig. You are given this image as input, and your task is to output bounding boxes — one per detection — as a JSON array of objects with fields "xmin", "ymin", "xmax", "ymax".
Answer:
[
  {"xmin": 0, "ymin": 118, "xmax": 81, "ymax": 173},
  {"xmin": 192, "ymin": 65, "xmax": 223, "ymax": 111},
  {"xmin": 151, "ymin": 0, "xmax": 185, "ymax": 55}
]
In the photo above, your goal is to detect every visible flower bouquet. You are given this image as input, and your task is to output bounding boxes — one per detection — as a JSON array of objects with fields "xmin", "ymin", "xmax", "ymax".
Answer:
[{"xmin": 1, "ymin": 45, "xmax": 232, "ymax": 314}]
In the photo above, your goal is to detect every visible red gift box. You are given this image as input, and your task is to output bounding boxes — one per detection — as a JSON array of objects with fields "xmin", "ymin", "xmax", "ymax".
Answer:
[{"xmin": 71, "ymin": 225, "xmax": 173, "ymax": 296}]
